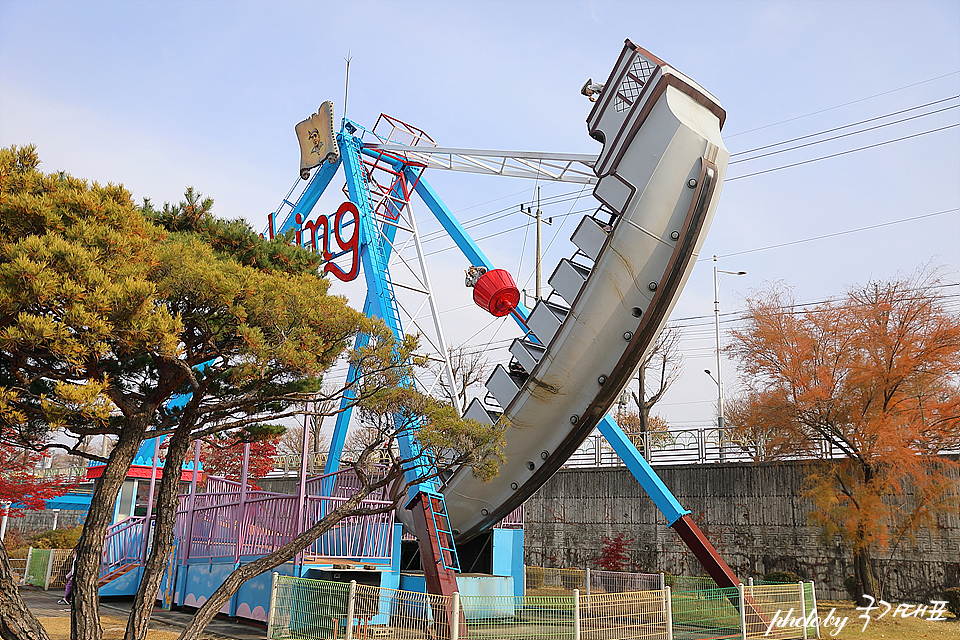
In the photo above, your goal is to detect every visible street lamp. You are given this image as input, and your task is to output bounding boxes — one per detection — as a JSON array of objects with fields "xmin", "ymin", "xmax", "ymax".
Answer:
[{"xmin": 710, "ymin": 255, "xmax": 746, "ymax": 446}]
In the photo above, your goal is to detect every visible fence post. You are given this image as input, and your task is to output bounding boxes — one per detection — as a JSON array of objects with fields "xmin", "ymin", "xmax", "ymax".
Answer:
[
  {"xmin": 809, "ymin": 581, "xmax": 820, "ymax": 639},
  {"xmin": 0, "ymin": 502, "xmax": 9, "ymax": 541},
  {"xmin": 183, "ymin": 440, "xmax": 201, "ymax": 565},
  {"xmin": 345, "ymin": 580, "xmax": 356, "ymax": 640},
  {"xmin": 748, "ymin": 576, "xmax": 754, "ymax": 597},
  {"xmin": 799, "ymin": 581, "xmax": 807, "ymax": 640},
  {"xmin": 43, "ymin": 549, "xmax": 55, "ymax": 591},
  {"xmin": 738, "ymin": 583, "xmax": 746, "ymax": 640},
  {"xmin": 665, "ymin": 585, "xmax": 673, "ymax": 640},
  {"xmin": 573, "ymin": 588, "xmax": 581, "ymax": 640},
  {"xmin": 451, "ymin": 591, "xmax": 460, "ymax": 640},
  {"xmin": 585, "ymin": 568, "xmax": 590, "ymax": 598},
  {"xmin": 234, "ymin": 442, "xmax": 251, "ymax": 564},
  {"xmin": 660, "ymin": 572, "xmax": 666, "ymax": 591},
  {"xmin": 22, "ymin": 548, "xmax": 33, "ymax": 586},
  {"xmin": 266, "ymin": 572, "xmax": 278, "ymax": 639}
]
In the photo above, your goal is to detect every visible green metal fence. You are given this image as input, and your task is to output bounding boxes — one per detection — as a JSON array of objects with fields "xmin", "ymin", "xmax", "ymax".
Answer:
[
  {"xmin": 22, "ymin": 548, "xmax": 51, "ymax": 587},
  {"xmin": 267, "ymin": 574, "xmax": 818, "ymax": 640},
  {"xmin": 19, "ymin": 548, "xmax": 74, "ymax": 590},
  {"xmin": 267, "ymin": 575, "xmax": 351, "ymax": 639}
]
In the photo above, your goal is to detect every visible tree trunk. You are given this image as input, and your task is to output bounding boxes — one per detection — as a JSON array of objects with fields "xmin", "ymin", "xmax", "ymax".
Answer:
[
  {"xmin": 853, "ymin": 545, "xmax": 879, "ymax": 603},
  {"xmin": 637, "ymin": 367, "xmax": 649, "ymax": 453},
  {"xmin": 851, "ymin": 464, "xmax": 880, "ymax": 604},
  {"xmin": 0, "ymin": 541, "xmax": 50, "ymax": 640},
  {"xmin": 124, "ymin": 426, "xmax": 194, "ymax": 640},
  {"xmin": 72, "ymin": 418, "xmax": 148, "ymax": 640},
  {"xmin": 177, "ymin": 490, "xmax": 379, "ymax": 640}
]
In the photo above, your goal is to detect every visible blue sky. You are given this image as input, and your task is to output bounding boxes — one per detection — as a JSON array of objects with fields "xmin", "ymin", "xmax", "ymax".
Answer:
[{"xmin": 2, "ymin": 0, "xmax": 958, "ymax": 433}]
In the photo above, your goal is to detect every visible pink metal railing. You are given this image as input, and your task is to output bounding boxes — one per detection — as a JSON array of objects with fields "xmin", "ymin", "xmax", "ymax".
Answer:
[
  {"xmin": 237, "ymin": 495, "xmax": 299, "ymax": 557},
  {"xmin": 175, "ymin": 467, "xmax": 396, "ymax": 563},
  {"xmin": 301, "ymin": 495, "xmax": 394, "ymax": 560},
  {"xmin": 182, "ymin": 501, "xmax": 240, "ymax": 559},
  {"xmin": 495, "ymin": 504, "xmax": 524, "ymax": 528},
  {"xmin": 101, "ymin": 516, "xmax": 146, "ymax": 577},
  {"xmin": 205, "ymin": 476, "xmax": 243, "ymax": 493},
  {"xmin": 304, "ymin": 466, "xmax": 391, "ymax": 501}
]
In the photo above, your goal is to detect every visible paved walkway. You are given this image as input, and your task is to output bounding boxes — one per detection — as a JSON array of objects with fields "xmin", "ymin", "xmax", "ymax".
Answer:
[{"xmin": 20, "ymin": 586, "xmax": 266, "ymax": 639}]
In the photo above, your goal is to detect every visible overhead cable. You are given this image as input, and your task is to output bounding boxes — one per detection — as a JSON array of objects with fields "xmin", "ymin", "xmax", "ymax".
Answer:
[{"xmin": 725, "ymin": 70, "xmax": 960, "ymax": 138}]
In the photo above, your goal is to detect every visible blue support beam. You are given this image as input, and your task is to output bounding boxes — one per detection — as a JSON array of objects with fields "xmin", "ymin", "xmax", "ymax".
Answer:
[
  {"xmin": 406, "ymin": 167, "xmax": 534, "ymax": 335},
  {"xmin": 595, "ymin": 414, "xmax": 690, "ymax": 525},
  {"xmin": 339, "ymin": 131, "xmax": 438, "ymax": 500},
  {"xmin": 324, "ymin": 171, "xmax": 405, "ymax": 475},
  {"xmin": 274, "ymin": 158, "xmax": 342, "ymax": 236}
]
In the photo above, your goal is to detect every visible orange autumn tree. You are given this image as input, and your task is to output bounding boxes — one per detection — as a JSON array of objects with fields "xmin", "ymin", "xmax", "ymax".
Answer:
[
  {"xmin": 724, "ymin": 390, "xmax": 817, "ymax": 462},
  {"xmin": 727, "ymin": 270, "xmax": 960, "ymax": 599}
]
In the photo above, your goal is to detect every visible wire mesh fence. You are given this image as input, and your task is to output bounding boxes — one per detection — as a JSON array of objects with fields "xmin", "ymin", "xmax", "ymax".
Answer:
[
  {"xmin": 526, "ymin": 567, "xmax": 665, "ymax": 597},
  {"xmin": 747, "ymin": 582, "xmax": 818, "ymax": 639},
  {"xmin": 18, "ymin": 547, "xmax": 74, "ymax": 590},
  {"xmin": 460, "ymin": 594, "xmax": 576, "ymax": 639},
  {"xmin": 671, "ymin": 586, "xmax": 742, "ymax": 637},
  {"xmin": 588, "ymin": 570, "xmax": 662, "ymax": 594},
  {"xmin": 6, "ymin": 550, "xmax": 28, "ymax": 583},
  {"xmin": 268, "ymin": 575, "xmax": 351, "ymax": 639},
  {"xmin": 268, "ymin": 574, "xmax": 817, "ymax": 640},
  {"xmin": 668, "ymin": 574, "xmax": 719, "ymax": 592},
  {"xmin": 47, "ymin": 548, "xmax": 74, "ymax": 589},
  {"xmin": 581, "ymin": 589, "xmax": 669, "ymax": 640},
  {"xmin": 525, "ymin": 566, "xmax": 587, "ymax": 596}
]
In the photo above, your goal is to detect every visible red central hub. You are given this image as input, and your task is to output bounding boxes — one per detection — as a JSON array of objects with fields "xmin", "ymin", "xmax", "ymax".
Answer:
[{"xmin": 472, "ymin": 269, "xmax": 520, "ymax": 317}]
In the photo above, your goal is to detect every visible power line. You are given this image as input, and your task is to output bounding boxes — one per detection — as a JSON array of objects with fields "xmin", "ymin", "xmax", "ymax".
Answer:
[
  {"xmin": 730, "ymin": 102, "xmax": 959, "ymax": 165},
  {"xmin": 725, "ymin": 70, "xmax": 960, "ymax": 138},
  {"xmin": 421, "ymin": 117, "xmax": 958, "ymax": 260},
  {"xmin": 726, "ymin": 122, "xmax": 959, "ymax": 182},
  {"xmin": 448, "ymin": 286, "xmax": 960, "ymax": 363},
  {"xmin": 670, "ymin": 287, "xmax": 960, "ymax": 328},
  {"xmin": 415, "ymin": 96, "xmax": 958, "ymax": 250},
  {"xmin": 711, "ymin": 207, "xmax": 960, "ymax": 259},
  {"xmin": 423, "ymin": 208, "xmax": 591, "ymax": 258},
  {"xmin": 731, "ymin": 95, "xmax": 959, "ymax": 157},
  {"xmin": 418, "ymin": 189, "xmax": 589, "ymax": 243}
]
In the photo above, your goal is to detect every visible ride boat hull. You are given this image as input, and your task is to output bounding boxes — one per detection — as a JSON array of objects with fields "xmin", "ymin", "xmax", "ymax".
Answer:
[{"xmin": 444, "ymin": 40, "xmax": 730, "ymax": 541}]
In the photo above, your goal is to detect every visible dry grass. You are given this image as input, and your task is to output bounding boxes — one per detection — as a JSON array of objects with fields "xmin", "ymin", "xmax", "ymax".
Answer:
[
  {"xmin": 815, "ymin": 601, "xmax": 958, "ymax": 639},
  {"xmin": 39, "ymin": 615, "xmax": 182, "ymax": 640}
]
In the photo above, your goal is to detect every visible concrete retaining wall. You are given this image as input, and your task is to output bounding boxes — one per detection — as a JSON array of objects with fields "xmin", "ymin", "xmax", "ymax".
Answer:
[
  {"xmin": 523, "ymin": 460, "xmax": 959, "ymax": 602},
  {"xmin": 6, "ymin": 509, "xmax": 85, "ymax": 536}
]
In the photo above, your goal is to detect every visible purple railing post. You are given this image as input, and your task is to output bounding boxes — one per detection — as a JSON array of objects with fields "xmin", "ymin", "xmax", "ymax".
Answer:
[
  {"xmin": 140, "ymin": 438, "xmax": 161, "ymax": 565},
  {"xmin": 233, "ymin": 443, "xmax": 251, "ymax": 564},
  {"xmin": 183, "ymin": 440, "xmax": 201, "ymax": 564},
  {"xmin": 294, "ymin": 411, "xmax": 309, "ymax": 572}
]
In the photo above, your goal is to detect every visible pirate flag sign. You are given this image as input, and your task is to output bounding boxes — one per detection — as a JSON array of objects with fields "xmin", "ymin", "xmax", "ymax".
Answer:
[{"xmin": 295, "ymin": 101, "xmax": 340, "ymax": 180}]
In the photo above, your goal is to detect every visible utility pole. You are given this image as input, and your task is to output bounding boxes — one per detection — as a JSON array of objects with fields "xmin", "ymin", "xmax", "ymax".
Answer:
[
  {"xmin": 535, "ymin": 186, "xmax": 542, "ymax": 300},
  {"xmin": 521, "ymin": 186, "xmax": 551, "ymax": 301}
]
